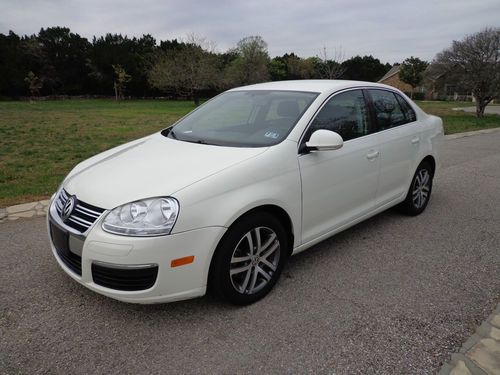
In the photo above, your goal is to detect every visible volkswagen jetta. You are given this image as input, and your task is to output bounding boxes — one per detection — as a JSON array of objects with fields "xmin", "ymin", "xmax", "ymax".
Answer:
[{"xmin": 47, "ymin": 80, "xmax": 443, "ymax": 305}]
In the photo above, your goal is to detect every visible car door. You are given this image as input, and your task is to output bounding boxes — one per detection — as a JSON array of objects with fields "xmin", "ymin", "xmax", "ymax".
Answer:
[
  {"xmin": 366, "ymin": 89, "xmax": 421, "ymax": 207},
  {"xmin": 298, "ymin": 89, "xmax": 380, "ymax": 244}
]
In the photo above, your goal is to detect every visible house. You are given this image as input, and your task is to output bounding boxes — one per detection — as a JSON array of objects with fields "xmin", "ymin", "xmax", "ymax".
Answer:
[
  {"xmin": 379, "ymin": 64, "xmax": 473, "ymax": 101},
  {"xmin": 378, "ymin": 64, "xmax": 425, "ymax": 97},
  {"xmin": 423, "ymin": 70, "xmax": 473, "ymax": 101}
]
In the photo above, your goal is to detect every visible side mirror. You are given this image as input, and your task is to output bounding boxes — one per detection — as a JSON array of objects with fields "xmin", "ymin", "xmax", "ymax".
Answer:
[{"xmin": 305, "ymin": 129, "xmax": 344, "ymax": 151}]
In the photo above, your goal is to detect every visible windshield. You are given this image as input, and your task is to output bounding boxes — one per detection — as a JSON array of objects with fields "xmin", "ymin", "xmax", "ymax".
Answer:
[{"xmin": 163, "ymin": 90, "xmax": 319, "ymax": 147}]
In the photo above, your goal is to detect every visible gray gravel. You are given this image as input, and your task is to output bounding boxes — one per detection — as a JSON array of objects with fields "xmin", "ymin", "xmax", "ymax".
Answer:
[{"xmin": 1, "ymin": 132, "xmax": 499, "ymax": 375}]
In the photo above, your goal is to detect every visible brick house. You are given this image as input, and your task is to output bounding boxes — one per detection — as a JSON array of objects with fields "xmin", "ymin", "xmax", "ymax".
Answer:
[
  {"xmin": 379, "ymin": 64, "xmax": 475, "ymax": 101},
  {"xmin": 377, "ymin": 64, "xmax": 425, "ymax": 96}
]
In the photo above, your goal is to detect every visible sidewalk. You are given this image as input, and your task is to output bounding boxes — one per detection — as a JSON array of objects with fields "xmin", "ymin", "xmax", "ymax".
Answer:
[
  {"xmin": 0, "ymin": 199, "xmax": 49, "ymax": 222},
  {"xmin": 439, "ymin": 303, "xmax": 500, "ymax": 375}
]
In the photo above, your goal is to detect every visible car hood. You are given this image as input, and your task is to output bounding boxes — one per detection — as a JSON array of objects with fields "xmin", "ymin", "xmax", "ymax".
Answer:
[{"xmin": 64, "ymin": 133, "xmax": 268, "ymax": 209}]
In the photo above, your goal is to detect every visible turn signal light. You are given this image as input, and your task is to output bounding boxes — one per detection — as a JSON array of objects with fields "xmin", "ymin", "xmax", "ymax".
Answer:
[{"xmin": 171, "ymin": 256, "xmax": 195, "ymax": 268}]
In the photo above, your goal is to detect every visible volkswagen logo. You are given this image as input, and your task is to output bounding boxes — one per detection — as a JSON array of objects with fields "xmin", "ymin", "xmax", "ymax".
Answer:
[{"xmin": 62, "ymin": 195, "xmax": 77, "ymax": 222}]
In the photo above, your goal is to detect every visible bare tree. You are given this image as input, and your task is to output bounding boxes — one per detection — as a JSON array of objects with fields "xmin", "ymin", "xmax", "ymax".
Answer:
[
  {"xmin": 112, "ymin": 64, "xmax": 131, "ymax": 100},
  {"xmin": 429, "ymin": 27, "xmax": 500, "ymax": 117},
  {"xmin": 316, "ymin": 46, "xmax": 346, "ymax": 79},
  {"xmin": 148, "ymin": 34, "xmax": 220, "ymax": 105},
  {"xmin": 24, "ymin": 71, "xmax": 43, "ymax": 100}
]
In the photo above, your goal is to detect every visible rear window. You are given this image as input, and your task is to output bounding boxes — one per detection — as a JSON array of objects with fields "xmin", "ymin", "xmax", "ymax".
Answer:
[
  {"xmin": 395, "ymin": 94, "xmax": 417, "ymax": 122},
  {"xmin": 368, "ymin": 89, "xmax": 408, "ymax": 130}
]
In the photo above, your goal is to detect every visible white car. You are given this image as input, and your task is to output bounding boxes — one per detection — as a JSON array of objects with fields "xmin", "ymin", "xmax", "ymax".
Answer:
[{"xmin": 47, "ymin": 80, "xmax": 443, "ymax": 305}]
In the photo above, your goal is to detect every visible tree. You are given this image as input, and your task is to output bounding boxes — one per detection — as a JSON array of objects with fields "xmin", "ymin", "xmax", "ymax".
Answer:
[
  {"xmin": 341, "ymin": 55, "xmax": 391, "ymax": 82},
  {"xmin": 225, "ymin": 36, "xmax": 270, "ymax": 86},
  {"xmin": 398, "ymin": 56, "xmax": 428, "ymax": 98},
  {"xmin": 315, "ymin": 47, "xmax": 345, "ymax": 79},
  {"xmin": 37, "ymin": 27, "xmax": 90, "ymax": 94},
  {"xmin": 112, "ymin": 64, "xmax": 131, "ymax": 100},
  {"xmin": 270, "ymin": 57, "xmax": 287, "ymax": 81},
  {"xmin": 24, "ymin": 71, "xmax": 43, "ymax": 99},
  {"xmin": 148, "ymin": 35, "xmax": 220, "ymax": 104},
  {"xmin": 429, "ymin": 28, "xmax": 500, "ymax": 117},
  {"xmin": 87, "ymin": 33, "xmax": 157, "ymax": 96}
]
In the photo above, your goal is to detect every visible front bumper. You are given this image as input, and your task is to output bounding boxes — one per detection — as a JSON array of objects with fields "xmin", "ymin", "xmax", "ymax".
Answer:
[{"xmin": 47, "ymin": 197, "xmax": 226, "ymax": 304}]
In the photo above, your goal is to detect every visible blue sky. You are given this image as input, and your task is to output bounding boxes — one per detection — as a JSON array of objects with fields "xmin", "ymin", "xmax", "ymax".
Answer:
[{"xmin": 1, "ymin": 0, "xmax": 499, "ymax": 63}]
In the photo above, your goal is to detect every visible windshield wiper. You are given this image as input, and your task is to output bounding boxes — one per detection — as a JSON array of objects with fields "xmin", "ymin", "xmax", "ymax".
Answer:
[{"xmin": 183, "ymin": 138, "xmax": 212, "ymax": 145}]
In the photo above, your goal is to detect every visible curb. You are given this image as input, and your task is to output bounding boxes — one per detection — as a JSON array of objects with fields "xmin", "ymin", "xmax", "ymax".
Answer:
[
  {"xmin": 0, "ymin": 200, "xmax": 50, "ymax": 223},
  {"xmin": 438, "ymin": 303, "xmax": 500, "ymax": 375},
  {"xmin": 445, "ymin": 127, "xmax": 500, "ymax": 140}
]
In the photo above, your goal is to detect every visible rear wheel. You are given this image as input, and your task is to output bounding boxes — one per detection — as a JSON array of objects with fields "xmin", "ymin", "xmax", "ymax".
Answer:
[
  {"xmin": 209, "ymin": 212, "xmax": 289, "ymax": 305},
  {"xmin": 398, "ymin": 161, "xmax": 433, "ymax": 215}
]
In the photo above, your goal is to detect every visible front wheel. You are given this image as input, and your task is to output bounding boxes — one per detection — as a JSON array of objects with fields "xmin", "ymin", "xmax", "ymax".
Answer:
[
  {"xmin": 209, "ymin": 212, "xmax": 289, "ymax": 305},
  {"xmin": 398, "ymin": 161, "xmax": 433, "ymax": 216}
]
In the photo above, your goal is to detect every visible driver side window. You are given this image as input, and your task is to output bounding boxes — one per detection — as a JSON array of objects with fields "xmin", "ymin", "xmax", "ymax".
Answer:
[{"xmin": 306, "ymin": 90, "xmax": 371, "ymax": 142}]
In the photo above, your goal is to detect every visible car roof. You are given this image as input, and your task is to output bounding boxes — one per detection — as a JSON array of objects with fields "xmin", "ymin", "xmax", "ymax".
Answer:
[{"xmin": 229, "ymin": 79, "xmax": 398, "ymax": 95}]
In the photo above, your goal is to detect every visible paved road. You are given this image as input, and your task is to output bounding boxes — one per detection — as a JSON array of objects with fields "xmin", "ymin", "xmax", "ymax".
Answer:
[
  {"xmin": 1, "ymin": 132, "xmax": 499, "ymax": 375},
  {"xmin": 454, "ymin": 105, "xmax": 500, "ymax": 115}
]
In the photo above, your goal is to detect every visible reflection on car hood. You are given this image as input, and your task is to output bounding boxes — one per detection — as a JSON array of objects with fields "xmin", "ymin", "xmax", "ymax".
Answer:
[{"xmin": 64, "ymin": 133, "xmax": 268, "ymax": 209}]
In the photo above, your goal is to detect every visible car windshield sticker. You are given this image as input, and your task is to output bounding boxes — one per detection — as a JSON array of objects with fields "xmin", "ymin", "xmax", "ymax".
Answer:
[{"xmin": 264, "ymin": 131, "xmax": 279, "ymax": 139}]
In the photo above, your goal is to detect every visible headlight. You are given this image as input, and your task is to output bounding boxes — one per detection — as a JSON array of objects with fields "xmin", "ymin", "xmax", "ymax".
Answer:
[{"xmin": 102, "ymin": 197, "xmax": 179, "ymax": 236}]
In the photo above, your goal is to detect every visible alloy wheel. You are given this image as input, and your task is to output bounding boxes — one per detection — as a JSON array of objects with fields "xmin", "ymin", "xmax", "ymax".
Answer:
[
  {"xmin": 230, "ymin": 227, "xmax": 280, "ymax": 295},
  {"xmin": 412, "ymin": 169, "xmax": 430, "ymax": 209}
]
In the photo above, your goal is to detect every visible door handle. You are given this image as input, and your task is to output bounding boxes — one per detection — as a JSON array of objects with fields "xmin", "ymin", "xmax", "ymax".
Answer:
[
  {"xmin": 411, "ymin": 137, "xmax": 420, "ymax": 144},
  {"xmin": 366, "ymin": 150, "xmax": 379, "ymax": 160}
]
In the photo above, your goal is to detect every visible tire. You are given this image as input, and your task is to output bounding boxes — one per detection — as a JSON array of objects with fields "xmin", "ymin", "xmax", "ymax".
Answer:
[
  {"xmin": 398, "ymin": 161, "xmax": 433, "ymax": 216},
  {"xmin": 209, "ymin": 212, "xmax": 289, "ymax": 305}
]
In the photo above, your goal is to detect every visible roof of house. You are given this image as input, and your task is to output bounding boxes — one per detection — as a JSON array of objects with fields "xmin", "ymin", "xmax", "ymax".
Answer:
[{"xmin": 378, "ymin": 65, "xmax": 400, "ymax": 82}]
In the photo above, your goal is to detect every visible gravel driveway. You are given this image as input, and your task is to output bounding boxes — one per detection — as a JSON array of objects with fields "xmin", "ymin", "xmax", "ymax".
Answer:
[{"xmin": 1, "ymin": 131, "xmax": 499, "ymax": 374}]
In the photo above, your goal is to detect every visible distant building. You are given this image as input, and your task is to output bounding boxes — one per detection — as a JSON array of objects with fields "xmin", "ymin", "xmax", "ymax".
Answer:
[
  {"xmin": 423, "ymin": 70, "xmax": 473, "ymax": 101},
  {"xmin": 378, "ymin": 64, "xmax": 425, "ymax": 97},
  {"xmin": 379, "ymin": 64, "xmax": 475, "ymax": 101}
]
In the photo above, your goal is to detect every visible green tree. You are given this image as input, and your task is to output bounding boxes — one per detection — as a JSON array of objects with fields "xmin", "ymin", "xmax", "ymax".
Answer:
[
  {"xmin": 225, "ymin": 36, "xmax": 270, "ymax": 86},
  {"xmin": 37, "ymin": 27, "xmax": 90, "ymax": 94},
  {"xmin": 270, "ymin": 53, "xmax": 315, "ymax": 81},
  {"xmin": 398, "ymin": 56, "xmax": 428, "ymax": 98},
  {"xmin": 112, "ymin": 64, "xmax": 131, "ymax": 100},
  {"xmin": 429, "ymin": 27, "xmax": 500, "ymax": 117},
  {"xmin": 270, "ymin": 57, "xmax": 287, "ymax": 81},
  {"xmin": 341, "ymin": 55, "xmax": 391, "ymax": 82},
  {"xmin": 148, "ymin": 35, "xmax": 220, "ymax": 105}
]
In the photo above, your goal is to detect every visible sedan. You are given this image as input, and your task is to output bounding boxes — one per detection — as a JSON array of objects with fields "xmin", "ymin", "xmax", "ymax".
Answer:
[{"xmin": 47, "ymin": 80, "xmax": 443, "ymax": 305}]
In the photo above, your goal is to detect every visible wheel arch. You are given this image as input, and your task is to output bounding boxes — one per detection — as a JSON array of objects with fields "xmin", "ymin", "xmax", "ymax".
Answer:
[
  {"xmin": 223, "ymin": 204, "xmax": 295, "ymax": 256},
  {"xmin": 419, "ymin": 155, "xmax": 436, "ymax": 176},
  {"xmin": 206, "ymin": 204, "xmax": 295, "ymax": 298}
]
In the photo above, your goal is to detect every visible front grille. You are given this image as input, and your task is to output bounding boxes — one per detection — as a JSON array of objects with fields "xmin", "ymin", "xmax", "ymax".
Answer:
[
  {"xmin": 92, "ymin": 263, "xmax": 158, "ymax": 291},
  {"xmin": 55, "ymin": 189, "xmax": 105, "ymax": 233},
  {"xmin": 49, "ymin": 222, "xmax": 82, "ymax": 276}
]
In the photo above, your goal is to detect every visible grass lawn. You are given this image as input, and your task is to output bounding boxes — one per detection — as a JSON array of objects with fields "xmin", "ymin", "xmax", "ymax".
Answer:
[
  {"xmin": 416, "ymin": 100, "xmax": 500, "ymax": 134},
  {"xmin": 0, "ymin": 100, "xmax": 195, "ymax": 207},
  {"xmin": 1, "ymin": 98, "xmax": 499, "ymax": 207}
]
